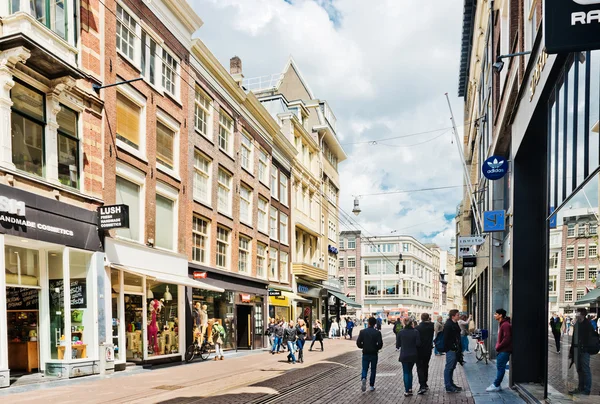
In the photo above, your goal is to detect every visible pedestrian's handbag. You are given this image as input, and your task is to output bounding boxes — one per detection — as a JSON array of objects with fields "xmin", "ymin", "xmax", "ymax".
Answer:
[
  {"xmin": 468, "ymin": 320, "xmax": 475, "ymax": 334},
  {"xmin": 434, "ymin": 332, "xmax": 445, "ymax": 352},
  {"xmin": 588, "ymin": 330, "xmax": 600, "ymax": 355}
]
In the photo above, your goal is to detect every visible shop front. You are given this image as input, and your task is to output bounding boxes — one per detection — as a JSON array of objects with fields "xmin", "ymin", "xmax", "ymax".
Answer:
[
  {"xmin": 295, "ymin": 282, "xmax": 321, "ymax": 335},
  {"xmin": 0, "ymin": 184, "xmax": 103, "ymax": 387},
  {"xmin": 187, "ymin": 264, "xmax": 268, "ymax": 351},
  {"xmin": 105, "ymin": 239, "xmax": 222, "ymax": 367},
  {"xmin": 268, "ymin": 290, "xmax": 290, "ymax": 323}
]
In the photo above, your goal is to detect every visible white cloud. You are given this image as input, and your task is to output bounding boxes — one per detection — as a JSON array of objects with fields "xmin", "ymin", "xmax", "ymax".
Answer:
[{"xmin": 190, "ymin": 0, "xmax": 465, "ymax": 252}]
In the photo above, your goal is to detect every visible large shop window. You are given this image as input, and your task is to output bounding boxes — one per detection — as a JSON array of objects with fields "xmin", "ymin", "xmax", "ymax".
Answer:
[
  {"xmin": 11, "ymin": 82, "xmax": 45, "ymax": 177},
  {"xmin": 146, "ymin": 281, "xmax": 179, "ymax": 357},
  {"xmin": 192, "ymin": 290, "xmax": 235, "ymax": 350},
  {"xmin": 115, "ymin": 176, "xmax": 141, "ymax": 242},
  {"xmin": 56, "ymin": 106, "xmax": 79, "ymax": 188}
]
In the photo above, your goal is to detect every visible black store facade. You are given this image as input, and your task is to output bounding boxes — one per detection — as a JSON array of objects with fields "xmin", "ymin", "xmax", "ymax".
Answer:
[
  {"xmin": 510, "ymin": 13, "xmax": 600, "ymax": 399},
  {"xmin": 187, "ymin": 264, "xmax": 268, "ymax": 351},
  {"xmin": 0, "ymin": 184, "xmax": 104, "ymax": 387}
]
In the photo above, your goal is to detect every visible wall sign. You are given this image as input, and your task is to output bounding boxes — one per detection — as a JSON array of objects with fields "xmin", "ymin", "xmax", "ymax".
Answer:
[
  {"xmin": 328, "ymin": 245, "xmax": 338, "ymax": 255},
  {"xmin": 6, "ymin": 287, "xmax": 39, "ymax": 310},
  {"xmin": 298, "ymin": 285, "xmax": 309, "ymax": 294},
  {"xmin": 241, "ymin": 293, "xmax": 251, "ymax": 303},
  {"xmin": 458, "ymin": 245, "xmax": 476, "ymax": 258},
  {"xmin": 193, "ymin": 271, "xmax": 207, "ymax": 279},
  {"xmin": 482, "ymin": 156, "xmax": 508, "ymax": 180},
  {"xmin": 458, "ymin": 236, "xmax": 485, "ymax": 246},
  {"xmin": 268, "ymin": 290, "xmax": 282, "ymax": 297},
  {"xmin": 463, "ymin": 257, "xmax": 477, "ymax": 268},
  {"xmin": 545, "ymin": 0, "xmax": 600, "ymax": 54},
  {"xmin": 0, "ymin": 196, "xmax": 26, "ymax": 215},
  {"xmin": 483, "ymin": 210, "xmax": 506, "ymax": 232},
  {"xmin": 49, "ymin": 279, "xmax": 87, "ymax": 309},
  {"xmin": 97, "ymin": 204, "xmax": 130, "ymax": 230}
]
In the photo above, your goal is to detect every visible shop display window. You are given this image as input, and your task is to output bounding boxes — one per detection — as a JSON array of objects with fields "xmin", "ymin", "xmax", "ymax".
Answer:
[
  {"xmin": 48, "ymin": 251, "xmax": 64, "ymax": 360},
  {"xmin": 5, "ymin": 246, "xmax": 39, "ymax": 287},
  {"xmin": 146, "ymin": 281, "xmax": 179, "ymax": 357},
  {"xmin": 124, "ymin": 294, "xmax": 143, "ymax": 361},
  {"xmin": 68, "ymin": 250, "xmax": 93, "ymax": 359},
  {"xmin": 192, "ymin": 289, "xmax": 235, "ymax": 349}
]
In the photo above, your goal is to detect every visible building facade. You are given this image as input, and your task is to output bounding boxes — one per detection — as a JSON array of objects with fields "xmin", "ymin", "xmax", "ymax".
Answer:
[{"xmin": 339, "ymin": 230, "xmax": 362, "ymax": 307}]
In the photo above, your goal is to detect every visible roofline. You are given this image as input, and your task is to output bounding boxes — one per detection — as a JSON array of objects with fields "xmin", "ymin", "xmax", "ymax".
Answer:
[
  {"xmin": 279, "ymin": 56, "xmax": 315, "ymax": 99},
  {"xmin": 458, "ymin": 0, "xmax": 477, "ymax": 98},
  {"xmin": 165, "ymin": 0, "xmax": 203, "ymax": 33}
]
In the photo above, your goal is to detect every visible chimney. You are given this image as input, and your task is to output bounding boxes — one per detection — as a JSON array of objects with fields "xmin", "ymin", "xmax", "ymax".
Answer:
[{"xmin": 230, "ymin": 56, "xmax": 244, "ymax": 86}]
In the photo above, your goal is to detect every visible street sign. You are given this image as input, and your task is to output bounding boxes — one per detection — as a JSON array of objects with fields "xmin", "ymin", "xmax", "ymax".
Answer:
[
  {"xmin": 482, "ymin": 156, "xmax": 508, "ymax": 180},
  {"xmin": 97, "ymin": 204, "xmax": 130, "ymax": 230},
  {"xmin": 458, "ymin": 246, "xmax": 476, "ymax": 258},
  {"xmin": 545, "ymin": 0, "xmax": 600, "ymax": 54},
  {"xmin": 463, "ymin": 257, "xmax": 477, "ymax": 268},
  {"xmin": 483, "ymin": 210, "xmax": 506, "ymax": 232},
  {"xmin": 458, "ymin": 236, "xmax": 485, "ymax": 246}
]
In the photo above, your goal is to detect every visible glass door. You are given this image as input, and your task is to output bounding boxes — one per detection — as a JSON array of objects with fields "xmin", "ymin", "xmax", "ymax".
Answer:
[
  {"xmin": 110, "ymin": 269, "xmax": 122, "ymax": 362},
  {"xmin": 124, "ymin": 294, "xmax": 143, "ymax": 361}
]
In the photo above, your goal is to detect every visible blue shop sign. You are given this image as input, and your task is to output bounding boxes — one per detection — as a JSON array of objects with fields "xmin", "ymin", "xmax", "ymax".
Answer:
[
  {"xmin": 328, "ymin": 245, "xmax": 338, "ymax": 255},
  {"xmin": 482, "ymin": 156, "xmax": 508, "ymax": 180},
  {"xmin": 298, "ymin": 284, "xmax": 310, "ymax": 294},
  {"xmin": 483, "ymin": 210, "xmax": 506, "ymax": 232}
]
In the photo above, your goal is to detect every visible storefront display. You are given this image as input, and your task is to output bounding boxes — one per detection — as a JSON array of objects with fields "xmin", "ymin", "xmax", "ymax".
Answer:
[
  {"xmin": 192, "ymin": 290, "xmax": 235, "ymax": 349},
  {"xmin": 146, "ymin": 282, "xmax": 179, "ymax": 357}
]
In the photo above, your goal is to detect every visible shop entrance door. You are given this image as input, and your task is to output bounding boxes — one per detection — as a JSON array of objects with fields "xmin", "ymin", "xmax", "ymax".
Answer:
[
  {"xmin": 6, "ymin": 287, "xmax": 40, "ymax": 375},
  {"xmin": 236, "ymin": 305, "xmax": 252, "ymax": 349},
  {"xmin": 124, "ymin": 294, "xmax": 143, "ymax": 361}
]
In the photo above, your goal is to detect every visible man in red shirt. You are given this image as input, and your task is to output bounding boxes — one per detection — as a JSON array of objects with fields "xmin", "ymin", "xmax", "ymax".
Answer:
[{"xmin": 486, "ymin": 308, "xmax": 512, "ymax": 392}]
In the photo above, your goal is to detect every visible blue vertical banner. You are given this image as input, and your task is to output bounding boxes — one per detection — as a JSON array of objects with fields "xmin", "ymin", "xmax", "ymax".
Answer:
[{"xmin": 549, "ymin": 207, "xmax": 557, "ymax": 229}]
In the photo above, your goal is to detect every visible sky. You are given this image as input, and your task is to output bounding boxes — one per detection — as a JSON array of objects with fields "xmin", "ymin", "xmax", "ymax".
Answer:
[{"xmin": 189, "ymin": 0, "xmax": 465, "ymax": 251}]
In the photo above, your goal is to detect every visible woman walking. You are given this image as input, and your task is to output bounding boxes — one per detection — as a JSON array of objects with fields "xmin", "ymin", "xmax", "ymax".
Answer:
[
  {"xmin": 271, "ymin": 320, "xmax": 284, "ymax": 354},
  {"xmin": 309, "ymin": 320, "xmax": 324, "ymax": 351},
  {"xmin": 296, "ymin": 319, "xmax": 307, "ymax": 363},
  {"xmin": 283, "ymin": 321, "xmax": 298, "ymax": 364},
  {"xmin": 396, "ymin": 318, "xmax": 421, "ymax": 397},
  {"xmin": 329, "ymin": 318, "xmax": 340, "ymax": 339},
  {"xmin": 458, "ymin": 314, "xmax": 471, "ymax": 353}
]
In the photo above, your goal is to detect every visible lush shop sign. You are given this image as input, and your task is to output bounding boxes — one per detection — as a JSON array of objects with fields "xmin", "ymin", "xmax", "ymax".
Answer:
[
  {"xmin": 545, "ymin": 0, "xmax": 600, "ymax": 53},
  {"xmin": 97, "ymin": 204, "xmax": 129, "ymax": 230}
]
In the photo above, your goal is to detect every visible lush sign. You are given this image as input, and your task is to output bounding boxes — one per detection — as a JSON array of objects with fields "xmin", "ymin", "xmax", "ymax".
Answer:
[{"xmin": 98, "ymin": 204, "xmax": 130, "ymax": 230}]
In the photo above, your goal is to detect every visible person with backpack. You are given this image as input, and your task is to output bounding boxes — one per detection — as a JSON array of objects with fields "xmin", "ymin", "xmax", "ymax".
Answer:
[
  {"xmin": 486, "ymin": 309, "xmax": 512, "ymax": 392},
  {"xmin": 397, "ymin": 318, "xmax": 421, "ymax": 397},
  {"xmin": 415, "ymin": 313, "xmax": 434, "ymax": 395},
  {"xmin": 393, "ymin": 318, "xmax": 404, "ymax": 336},
  {"xmin": 309, "ymin": 320, "xmax": 324, "ymax": 351},
  {"xmin": 549, "ymin": 314, "xmax": 562, "ymax": 353},
  {"xmin": 357, "ymin": 317, "xmax": 383, "ymax": 392},
  {"xmin": 434, "ymin": 315, "xmax": 444, "ymax": 356},
  {"xmin": 568, "ymin": 308, "xmax": 597, "ymax": 396},
  {"xmin": 211, "ymin": 320, "xmax": 226, "ymax": 361}
]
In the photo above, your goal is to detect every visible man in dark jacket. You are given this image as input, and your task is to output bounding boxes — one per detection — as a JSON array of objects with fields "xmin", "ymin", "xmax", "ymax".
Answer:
[
  {"xmin": 486, "ymin": 308, "xmax": 512, "ymax": 392},
  {"xmin": 416, "ymin": 313, "xmax": 435, "ymax": 395},
  {"xmin": 282, "ymin": 321, "xmax": 298, "ymax": 364},
  {"xmin": 356, "ymin": 317, "xmax": 383, "ymax": 392},
  {"xmin": 568, "ymin": 308, "xmax": 594, "ymax": 396},
  {"xmin": 550, "ymin": 314, "xmax": 562, "ymax": 353},
  {"xmin": 443, "ymin": 309, "xmax": 462, "ymax": 393}
]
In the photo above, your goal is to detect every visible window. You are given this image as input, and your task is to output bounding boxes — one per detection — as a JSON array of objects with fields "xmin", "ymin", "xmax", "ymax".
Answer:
[
  {"xmin": 340, "ymin": 239, "xmax": 345, "ymax": 249},
  {"xmin": 193, "ymin": 152, "xmax": 211, "ymax": 204},
  {"xmin": 347, "ymin": 238, "xmax": 356, "ymax": 249},
  {"xmin": 579, "ymin": 224, "xmax": 587, "ymax": 237},
  {"xmin": 589, "ymin": 267, "xmax": 597, "ymax": 280},
  {"xmin": 257, "ymin": 244, "xmax": 267, "ymax": 278},
  {"xmin": 590, "ymin": 223, "xmax": 598, "ymax": 235},
  {"xmin": 549, "ymin": 275, "xmax": 557, "ymax": 293},
  {"xmin": 339, "ymin": 257, "xmax": 344, "ymax": 268},
  {"xmin": 194, "ymin": 89, "xmax": 211, "ymax": 137},
  {"xmin": 156, "ymin": 122, "xmax": 175, "ymax": 169},
  {"xmin": 565, "ymin": 290, "xmax": 573, "ymax": 302},
  {"xmin": 328, "ymin": 181, "xmax": 338, "ymax": 204},
  {"xmin": 279, "ymin": 175, "xmax": 288, "ymax": 206},
  {"xmin": 577, "ymin": 267, "xmax": 586, "ymax": 280},
  {"xmin": 590, "ymin": 245, "xmax": 597, "ymax": 258},
  {"xmin": 141, "ymin": 32, "xmax": 157, "ymax": 86},
  {"xmin": 566, "ymin": 247, "xmax": 574, "ymax": 259},
  {"xmin": 549, "ymin": 252, "xmax": 559, "ymax": 269},
  {"xmin": 238, "ymin": 237, "xmax": 251, "ymax": 274},
  {"xmin": 239, "ymin": 184, "xmax": 252, "ymax": 225},
  {"xmin": 271, "ymin": 167, "xmax": 279, "ymax": 199},
  {"xmin": 567, "ymin": 224, "xmax": 576, "ymax": 237},
  {"xmin": 269, "ymin": 248, "xmax": 278, "ymax": 280},
  {"xmin": 566, "ymin": 268, "xmax": 574, "ymax": 281},
  {"xmin": 162, "ymin": 49, "xmax": 178, "ymax": 97},
  {"xmin": 216, "ymin": 227, "xmax": 230, "ymax": 269},
  {"xmin": 258, "ymin": 197, "xmax": 268, "ymax": 233},
  {"xmin": 403, "ymin": 243, "xmax": 410, "ymax": 252},
  {"xmin": 116, "ymin": 176, "xmax": 141, "ymax": 241},
  {"xmin": 576, "ymin": 290, "xmax": 585, "ymax": 301},
  {"xmin": 258, "ymin": 149, "xmax": 268, "ymax": 184},
  {"xmin": 155, "ymin": 194, "xmax": 175, "ymax": 250},
  {"xmin": 339, "ymin": 276, "xmax": 344, "ymax": 285},
  {"xmin": 328, "ymin": 220, "xmax": 336, "ymax": 241},
  {"xmin": 116, "ymin": 5, "xmax": 136, "ymax": 61},
  {"xmin": 348, "ymin": 257, "xmax": 356, "ymax": 268},
  {"xmin": 218, "ymin": 112, "xmax": 233, "ymax": 153},
  {"xmin": 270, "ymin": 207, "xmax": 278, "ymax": 240},
  {"xmin": 348, "ymin": 276, "xmax": 356, "ymax": 287},
  {"xmin": 280, "ymin": 252, "xmax": 289, "ymax": 282},
  {"xmin": 241, "ymin": 132, "xmax": 253, "ymax": 172},
  {"xmin": 578, "ymin": 246, "xmax": 586, "ymax": 259},
  {"xmin": 280, "ymin": 213, "xmax": 289, "ymax": 244},
  {"xmin": 217, "ymin": 168, "xmax": 232, "ymax": 215},
  {"xmin": 57, "ymin": 106, "xmax": 79, "ymax": 188},
  {"xmin": 116, "ymin": 93, "xmax": 141, "ymax": 150},
  {"xmin": 192, "ymin": 216, "xmax": 209, "ymax": 264},
  {"xmin": 365, "ymin": 280, "xmax": 380, "ymax": 296},
  {"xmin": 11, "ymin": 82, "xmax": 44, "ymax": 177}
]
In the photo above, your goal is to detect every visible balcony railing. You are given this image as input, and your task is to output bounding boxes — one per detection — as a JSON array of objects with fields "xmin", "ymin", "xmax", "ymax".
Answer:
[{"xmin": 243, "ymin": 74, "xmax": 284, "ymax": 92}]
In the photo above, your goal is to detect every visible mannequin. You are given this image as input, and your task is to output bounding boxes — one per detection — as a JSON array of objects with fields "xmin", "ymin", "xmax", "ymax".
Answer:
[
  {"xmin": 148, "ymin": 299, "xmax": 162, "ymax": 354},
  {"xmin": 200, "ymin": 304, "xmax": 208, "ymax": 342}
]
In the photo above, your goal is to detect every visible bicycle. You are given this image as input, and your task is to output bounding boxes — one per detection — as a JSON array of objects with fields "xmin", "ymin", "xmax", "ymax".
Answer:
[
  {"xmin": 471, "ymin": 329, "xmax": 489, "ymax": 364},
  {"xmin": 185, "ymin": 338, "xmax": 212, "ymax": 363}
]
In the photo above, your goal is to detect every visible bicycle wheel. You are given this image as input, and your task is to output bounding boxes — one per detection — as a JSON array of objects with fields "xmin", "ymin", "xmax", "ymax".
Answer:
[
  {"xmin": 199, "ymin": 345, "xmax": 211, "ymax": 361},
  {"xmin": 475, "ymin": 344, "xmax": 484, "ymax": 362},
  {"xmin": 185, "ymin": 344, "xmax": 196, "ymax": 363}
]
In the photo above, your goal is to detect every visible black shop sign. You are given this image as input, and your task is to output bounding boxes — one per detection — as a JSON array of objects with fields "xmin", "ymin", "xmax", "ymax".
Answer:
[
  {"xmin": 545, "ymin": 0, "xmax": 600, "ymax": 53},
  {"xmin": 97, "ymin": 204, "xmax": 129, "ymax": 230},
  {"xmin": 463, "ymin": 257, "xmax": 477, "ymax": 268},
  {"xmin": 49, "ymin": 279, "xmax": 87, "ymax": 309},
  {"xmin": 6, "ymin": 287, "xmax": 39, "ymax": 310}
]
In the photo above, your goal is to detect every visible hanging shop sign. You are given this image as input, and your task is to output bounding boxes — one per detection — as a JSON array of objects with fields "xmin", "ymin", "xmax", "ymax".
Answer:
[
  {"xmin": 458, "ymin": 245, "xmax": 476, "ymax": 258},
  {"xmin": 241, "ymin": 293, "xmax": 252, "ymax": 303},
  {"xmin": 193, "ymin": 271, "xmax": 208, "ymax": 279},
  {"xmin": 268, "ymin": 290, "xmax": 282, "ymax": 297},
  {"xmin": 463, "ymin": 257, "xmax": 477, "ymax": 268},
  {"xmin": 97, "ymin": 204, "xmax": 130, "ymax": 230},
  {"xmin": 483, "ymin": 210, "xmax": 506, "ymax": 232},
  {"xmin": 482, "ymin": 156, "xmax": 508, "ymax": 180},
  {"xmin": 545, "ymin": 0, "xmax": 600, "ymax": 54},
  {"xmin": 298, "ymin": 285, "xmax": 310, "ymax": 294},
  {"xmin": 458, "ymin": 236, "xmax": 485, "ymax": 246},
  {"xmin": 328, "ymin": 245, "xmax": 339, "ymax": 254}
]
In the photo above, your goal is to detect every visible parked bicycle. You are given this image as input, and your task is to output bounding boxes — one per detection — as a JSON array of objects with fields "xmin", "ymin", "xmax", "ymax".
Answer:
[
  {"xmin": 471, "ymin": 329, "xmax": 489, "ymax": 364},
  {"xmin": 185, "ymin": 338, "xmax": 212, "ymax": 363}
]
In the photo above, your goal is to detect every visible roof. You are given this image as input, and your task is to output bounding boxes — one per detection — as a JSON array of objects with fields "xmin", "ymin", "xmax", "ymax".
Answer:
[{"xmin": 458, "ymin": 0, "xmax": 477, "ymax": 98}]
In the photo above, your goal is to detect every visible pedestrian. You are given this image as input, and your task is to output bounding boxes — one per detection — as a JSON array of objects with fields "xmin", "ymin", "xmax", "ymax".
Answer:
[
  {"xmin": 295, "ymin": 319, "xmax": 307, "ymax": 363},
  {"xmin": 211, "ymin": 320, "xmax": 226, "ymax": 361},
  {"xmin": 458, "ymin": 314, "xmax": 471, "ymax": 353},
  {"xmin": 271, "ymin": 320, "xmax": 284, "ymax": 355},
  {"xmin": 329, "ymin": 318, "xmax": 339, "ymax": 339},
  {"xmin": 346, "ymin": 317, "xmax": 355, "ymax": 339},
  {"xmin": 549, "ymin": 313, "xmax": 562, "ymax": 353},
  {"xmin": 566, "ymin": 317, "xmax": 572, "ymax": 335},
  {"xmin": 434, "ymin": 315, "xmax": 445, "ymax": 356},
  {"xmin": 283, "ymin": 320, "xmax": 298, "ymax": 364},
  {"xmin": 568, "ymin": 308, "xmax": 594, "ymax": 396},
  {"xmin": 486, "ymin": 309, "xmax": 512, "ymax": 392},
  {"xmin": 357, "ymin": 317, "xmax": 383, "ymax": 393},
  {"xmin": 266, "ymin": 318, "xmax": 275, "ymax": 349},
  {"xmin": 396, "ymin": 317, "xmax": 420, "ymax": 396},
  {"xmin": 416, "ymin": 313, "xmax": 434, "ymax": 395},
  {"xmin": 443, "ymin": 309, "xmax": 463, "ymax": 393},
  {"xmin": 309, "ymin": 320, "xmax": 324, "ymax": 351},
  {"xmin": 376, "ymin": 315, "xmax": 382, "ymax": 331},
  {"xmin": 340, "ymin": 317, "xmax": 347, "ymax": 338}
]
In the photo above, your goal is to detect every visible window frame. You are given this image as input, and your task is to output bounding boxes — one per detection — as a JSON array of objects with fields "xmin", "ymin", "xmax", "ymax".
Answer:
[
  {"xmin": 258, "ymin": 149, "xmax": 269, "ymax": 185},
  {"xmin": 116, "ymin": 3, "xmax": 139, "ymax": 65},
  {"xmin": 217, "ymin": 167, "xmax": 233, "ymax": 216},
  {"xmin": 240, "ymin": 131, "xmax": 253, "ymax": 174},
  {"xmin": 279, "ymin": 175, "xmax": 288, "ymax": 206},
  {"xmin": 566, "ymin": 246, "xmax": 574, "ymax": 259},
  {"xmin": 347, "ymin": 238, "xmax": 356, "ymax": 249},
  {"xmin": 193, "ymin": 151, "xmax": 211, "ymax": 206},
  {"xmin": 257, "ymin": 197, "xmax": 269, "ymax": 234},
  {"xmin": 161, "ymin": 47, "xmax": 179, "ymax": 99},
  {"xmin": 115, "ymin": 162, "xmax": 146, "ymax": 244},
  {"xmin": 567, "ymin": 224, "xmax": 576, "ymax": 237},
  {"xmin": 56, "ymin": 105, "xmax": 80, "ymax": 189},
  {"xmin": 577, "ymin": 245, "xmax": 586, "ymax": 259},
  {"xmin": 566, "ymin": 267, "xmax": 574, "ymax": 281},
  {"xmin": 279, "ymin": 212, "xmax": 288, "ymax": 245},
  {"xmin": 577, "ymin": 267, "xmax": 586, "ymax": 280},
  {"xmin": 239, "ymin": 183, "xmax": 253, "ymax": 226},
  {"xmin": 194, "ymin": 87, "xmax": 212, "ymax": 139},
  {"xmin": 115, "ymin": 88, "xmax": 147, "ymax": 161},
  {"xmin": 348, "ymin": 256, "xmax": 356, "ymax": 268},
  {"xmin": 565, "ymin": 289, "xmax": 573, "ymax": 302},
  {"xmin": 589, "ymin": 244, "xmax": 597, "ymax": 258},
  {"xmin": 269, "ymin": 248, "xmax": 278, "ymax": 281},
  {"xmin": 155, "ymin": 181, "xmax": 178, "ymax": 252},
  {"xmin": 238, "ymin": 236, "xmax": 251, "ymax": 274},
  {"xmin": 270, "ymin": 166, "xmax": 279, "ymax": 199},
  {"xmin": 348, "ymin": 276, "xmax": 356, "ymax": 287},
  {"xmin": 279, "ymin": 251, "xmax": 289, "ymax": 283},
  {"xmin": 218, "ymin": 111, "xmax": 234, "ymax": 155},
  {"xmin": 192, "ymin": 215, "xmax": 209, "ymax": 264},
  {"xmin": 589, "ymin": 267, "xmax": 597, "ymax": 280},
  {"xmin": 257, "ymin": 243, "xmax": 267, "ymax": 279},
  {"xmin": 216, "ymin": 226, "xmax": 231, "ymax": 269},
  {"xmin": 140, "ymin": 30, "xmax": 159, "ymax": 87},
  {"xmin": 155, "ymin": 110, "xmax": 180, "ymax": 176},
  {"xmin": 269, "ymin": 206, "xmax": 278, "ymax": 241}
]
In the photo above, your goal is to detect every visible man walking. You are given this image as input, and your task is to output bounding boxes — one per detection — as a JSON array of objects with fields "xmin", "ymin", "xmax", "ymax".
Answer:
[
  {"xmin": 549, "ymin": 314, "xmax": 562, "ymax": 353},
  {"xmin": 416, "ymin": 313, "xmax": 434, "ymax": 395},
  {"xmin": 346, "ymin": 317, "xmax": 355, "ymax": 339},
  {"xmin": 356, "ymin": 317, "xmax": 383, "ymax": 392},
  {"xmin": 568, "ymin": 308, "xmax": 594, "ymax": 396},
  {"xmin": 443, "ymin": 309, "xmax": 463, "ymax": 393},
  {"xmin": 434, "ymin": 315, "xmax": 444, "ymax": 356},
  {"xmin": 486, "ymin": 309, "xmax": 512, "ymax": 392}
]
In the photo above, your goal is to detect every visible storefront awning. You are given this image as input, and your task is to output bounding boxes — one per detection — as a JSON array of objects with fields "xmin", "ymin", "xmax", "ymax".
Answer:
[
  {"xmin": 329, "ymin": 291, "xmax": 361, "ymax": 308},
  {"xmin": 575, "ymin": 288, "xmax": 600, "ymax": 306},
  {"xmin": 111, "ymin": 264, "xmax": 224, "ymax": 292},
  {"xmin": 282, "ymin": 291, "xmax": 311, "ymax": 303}
]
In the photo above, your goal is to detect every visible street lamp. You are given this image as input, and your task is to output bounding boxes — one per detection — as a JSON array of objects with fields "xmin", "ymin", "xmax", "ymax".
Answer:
[{"xmin": 352, "ymin": 197, "xmax": 361, "ymax": 216}]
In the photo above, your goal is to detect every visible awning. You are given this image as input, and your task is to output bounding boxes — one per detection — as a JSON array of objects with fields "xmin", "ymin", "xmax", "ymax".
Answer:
[
  {"xmin": 111, "ymin": 264, "xmax": 224, "ymax": 292},
  {"xmin": 282, "ymin": 291, "xmax": 311, "ymax": 303},
  {"xmin": 329, "ymin": 291, "xmax": 361, "ymax": 308},
  {"xmin": 575, "ymin": 288, "xmax": 600, "ymax": 306}
]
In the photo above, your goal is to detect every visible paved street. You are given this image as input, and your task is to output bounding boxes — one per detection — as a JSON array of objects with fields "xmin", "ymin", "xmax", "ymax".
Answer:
[{"xmin": 0, "ymin": 326, "xmax": 526, "ymax": 404}]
